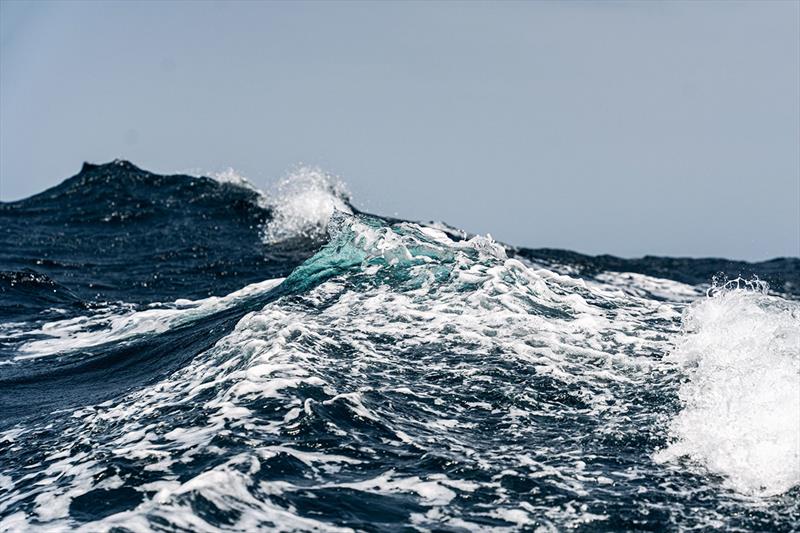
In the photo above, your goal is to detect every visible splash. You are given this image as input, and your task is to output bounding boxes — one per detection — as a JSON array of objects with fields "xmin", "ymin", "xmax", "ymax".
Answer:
[
  {"xmin": 655, "ymin": 279, "xmax": 800, "ymax": 496},
  {"xmin": 206, "ymin": 165, "xmax": 353, "ymax": 243},
  {"xmin": 262, "ymin": 166, "xmax": 352, "ymax": 244}
]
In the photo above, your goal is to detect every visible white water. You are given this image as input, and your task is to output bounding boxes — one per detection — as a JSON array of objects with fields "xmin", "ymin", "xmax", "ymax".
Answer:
[
  {"xmin": 1, "ymin": 216, "xmax": 688, "ymax": 531},
  {"xmin": 262, "ymin": 166, "xmax": 352, "ymax": 244},
  {"xmin": 211, "ymin": 165, "xmax": 352, "ymax": 243},
  {"xmin": 9, "ymin": 278, "xmax": 284, "ymax": 361},
  {"xmin": 2, "ymin": 212, "xmax": 798, "ymax": 531},
  {"xmin": 655, "ymin": 280, "xmax": 800, "ymax": 496}
]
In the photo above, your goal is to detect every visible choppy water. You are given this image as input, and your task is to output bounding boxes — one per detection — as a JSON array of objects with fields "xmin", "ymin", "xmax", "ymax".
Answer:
[{"xmin": 1, "ymin": 161, "xmax": 798, "ymax": 532}]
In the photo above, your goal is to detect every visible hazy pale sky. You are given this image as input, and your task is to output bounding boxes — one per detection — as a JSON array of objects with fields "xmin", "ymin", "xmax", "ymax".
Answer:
[{"xmin": 1, "ymin": 0, "xmax": 798, "ymax": 260}]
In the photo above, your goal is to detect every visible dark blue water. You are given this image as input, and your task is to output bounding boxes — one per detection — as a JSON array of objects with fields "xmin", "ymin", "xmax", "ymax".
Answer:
[{"xmin": 1, "ymin": 161, "xmax": 798, "ymax": 531}]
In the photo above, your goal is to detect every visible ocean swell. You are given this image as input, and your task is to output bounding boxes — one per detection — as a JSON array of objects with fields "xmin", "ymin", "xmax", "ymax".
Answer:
[{"xmin": 1, "ymin": 162, "xmax": 799, "ymax": 532}]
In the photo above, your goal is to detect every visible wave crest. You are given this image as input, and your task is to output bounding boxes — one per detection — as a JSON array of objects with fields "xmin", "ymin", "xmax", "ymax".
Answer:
[{"xmin": 262, "ymin": 167, "xmax": 352, "ymax": 244}]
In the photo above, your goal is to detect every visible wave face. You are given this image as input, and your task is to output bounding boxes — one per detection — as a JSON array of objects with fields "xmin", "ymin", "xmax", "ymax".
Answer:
[{"xmin": 1, "ymin": 162, "xmax": 798, "ymax": 531}]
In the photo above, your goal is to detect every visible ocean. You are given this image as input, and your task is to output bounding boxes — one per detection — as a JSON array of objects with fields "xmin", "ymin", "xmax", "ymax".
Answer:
[{"xmin": 1, "ymin": 160, "xmax": 798, "ymax": 531}]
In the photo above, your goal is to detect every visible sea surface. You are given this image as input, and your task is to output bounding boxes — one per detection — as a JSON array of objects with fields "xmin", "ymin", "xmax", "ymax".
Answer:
[{"xmin": 1, "ymin": 160, "xmax": 798, "ymax": 532}]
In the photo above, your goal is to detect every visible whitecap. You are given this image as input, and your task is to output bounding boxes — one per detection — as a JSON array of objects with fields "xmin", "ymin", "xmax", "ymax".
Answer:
[{"xmin": 655, "ymin": 279, "xmax": 800, "ymax": 496}]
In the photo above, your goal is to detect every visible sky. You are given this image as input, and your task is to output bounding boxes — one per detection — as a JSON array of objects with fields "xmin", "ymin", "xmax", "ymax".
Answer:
[{"xmin": 1, "ymin": 0, "xmax": 798, "ymax": 260}]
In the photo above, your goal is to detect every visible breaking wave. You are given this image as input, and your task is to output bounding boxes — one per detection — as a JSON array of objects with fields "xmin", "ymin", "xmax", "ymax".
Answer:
[
  {"xmin": 0, "ymin": 161, "xmax": 798, "ymax": 531},
  {"xmin": 262, "ymin": 166, "xmax": 352, "ymax": 244},
  {"xmin": 656, "ymin": 279, "xmax": 800, "ymax": 497}
]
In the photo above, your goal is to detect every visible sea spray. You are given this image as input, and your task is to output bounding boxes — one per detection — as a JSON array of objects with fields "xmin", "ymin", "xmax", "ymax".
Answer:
[
  {"xmin": 655, "ymin": 279, "xmax": 800, "ymax": 496},
  {"xmin": 262, "ymin": 166, "xmax": 352, "ymax": 244}
]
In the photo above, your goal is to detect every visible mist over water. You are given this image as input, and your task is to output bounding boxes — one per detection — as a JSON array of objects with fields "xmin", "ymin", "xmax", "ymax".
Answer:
[{"xmin": 0, "ymin": 161, "xmax": 798, "ymax": 531}]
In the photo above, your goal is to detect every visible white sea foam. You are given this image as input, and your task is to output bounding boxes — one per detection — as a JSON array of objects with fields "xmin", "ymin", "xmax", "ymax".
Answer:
[
  {"xmin": 655, "ymin": 280, "xmax": 800, "ymax": 496},
  {"xmin": 3, "ymin": 212, "xmax": 795, "ymax": 531},
  {"xmin": 262, "ymin": 166, "xmax": 352, "ymax": 244},
  {"xmin": 0, "ymin": 215, "xmax": 690, "ymax": 531},
  {"xmin": 12, "ymin": 278, "xmax": 283, "ymax": 360},
  {"xmin": 593, "ymin": 271, "xmax": 702, "ymax": 302}
]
